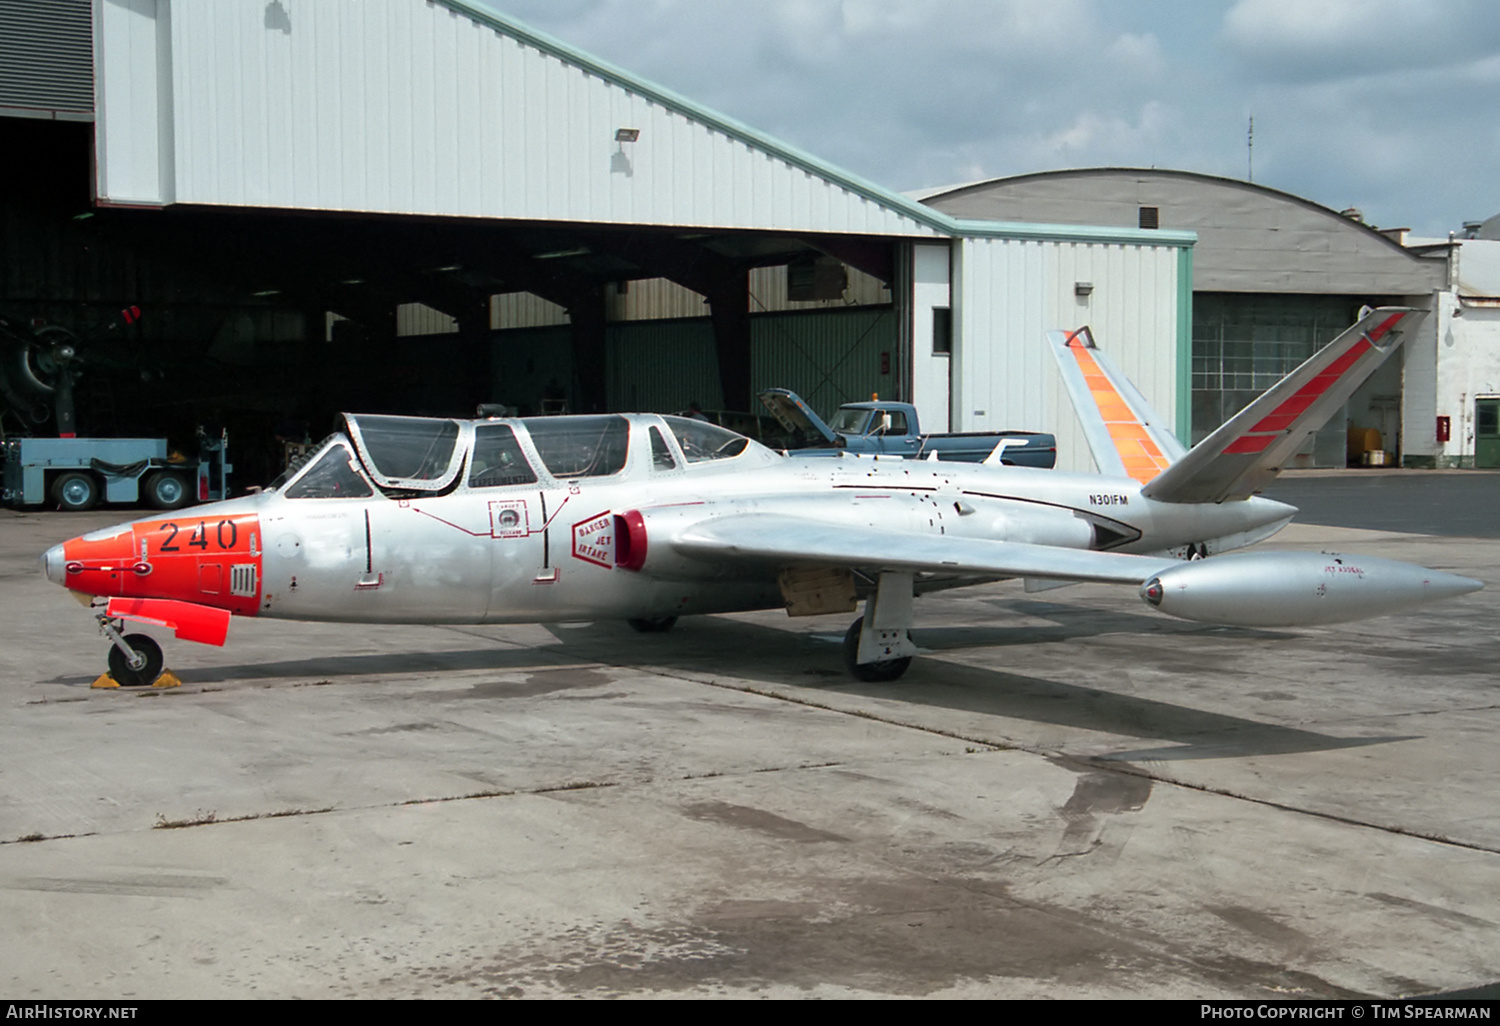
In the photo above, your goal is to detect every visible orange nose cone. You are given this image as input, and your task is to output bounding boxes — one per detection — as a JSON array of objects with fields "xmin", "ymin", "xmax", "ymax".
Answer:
[
  {"xmin": 53, "ymin": 523, "xmax": 142, "ymax": 598},
  {"xmin": 47, "ymin": 514, "xmax": 264, "ymax": 617}
]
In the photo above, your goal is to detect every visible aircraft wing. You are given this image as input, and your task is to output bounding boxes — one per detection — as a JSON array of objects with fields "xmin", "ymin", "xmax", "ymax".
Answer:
[
  {"xmin": 1142, "ymin": 307, "xmax": 1423, "ymax": 504},
  {"xmin": 672, "ymin": 513, "xmax": 1179, "ymax": 585}
]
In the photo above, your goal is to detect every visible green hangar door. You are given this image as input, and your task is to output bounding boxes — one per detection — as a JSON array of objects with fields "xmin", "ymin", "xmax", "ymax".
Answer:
[{"xmin": 1477, "ymin": 399, "xmax": 1500, "ymax": 469}]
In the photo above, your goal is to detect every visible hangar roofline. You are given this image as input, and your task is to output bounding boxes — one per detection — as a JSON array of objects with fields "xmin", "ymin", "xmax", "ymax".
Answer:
[
  {"xmin": 915, "ymin": 166, "xmax": 1429, "ymax": 258},
  {"xmin": 439, "ymin": 0, "xmax": 950, "ymax": 236},
  {"xmin": 439, "ymin": 3, "xmax": 1193, "ymax": 250}
]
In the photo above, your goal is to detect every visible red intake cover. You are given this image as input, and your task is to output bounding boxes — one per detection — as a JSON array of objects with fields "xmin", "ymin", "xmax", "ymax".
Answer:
[{"xmin": 615, "ymin": 510, "xmax": 648, "ymax": 571}]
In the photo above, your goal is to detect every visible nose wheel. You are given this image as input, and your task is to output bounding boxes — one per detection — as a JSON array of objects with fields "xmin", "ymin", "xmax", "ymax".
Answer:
[
  {"xmin": 105, "ymin": 633, "xmax": 164, "ymax": 688},
  {"xmin": 94, "ymin": 611, "xmax": 168, "ymax": 687}
]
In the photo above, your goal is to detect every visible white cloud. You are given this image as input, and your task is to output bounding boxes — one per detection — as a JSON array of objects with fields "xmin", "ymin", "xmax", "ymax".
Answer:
[
  {"xmin": 1221, "ymin": 0, "xmax": 1500, "ymax": 75},
  {"xmin": 1106, "ymin": 32, "xmax": 1166, "ymax": 77},
  {"xmin": 836, "ymin": 0, "xmax": 1098, "ymax": 51},
  {"xmin": 1224, "ymin": 0, "xmax": 1433, "ymax": 49},
  {"xmin": 1023, "ymin": 101, "xmax": 1173, "ymax": 167}
]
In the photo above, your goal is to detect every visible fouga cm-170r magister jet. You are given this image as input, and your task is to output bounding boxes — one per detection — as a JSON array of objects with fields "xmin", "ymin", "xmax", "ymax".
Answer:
[{"xmin": 41, "ymin": 307, "xmax": 1481, "ymax": 686}]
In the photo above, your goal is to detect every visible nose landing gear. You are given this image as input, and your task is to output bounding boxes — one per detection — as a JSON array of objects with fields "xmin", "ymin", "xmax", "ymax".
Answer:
[{"xmin": 94, "ymin": 611, "xmax": 174, "ymax": 688}]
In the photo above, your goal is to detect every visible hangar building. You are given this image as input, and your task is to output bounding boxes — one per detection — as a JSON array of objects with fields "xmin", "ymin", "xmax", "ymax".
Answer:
[
  {"xmin": 2, "ymin": 0, "xmax": 1190, "ymax": 481},
  {"xmin": 918, "ymin": 169, "xmax": 1451, "ymax": 468}
]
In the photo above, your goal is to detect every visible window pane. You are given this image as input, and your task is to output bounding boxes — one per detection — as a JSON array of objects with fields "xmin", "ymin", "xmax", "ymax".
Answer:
[
  {"xmin": 650, "ymin": 426, "xmax": 677, "ymax": 470},
  {"xmin": 932, "ymin": 307, "xmax": 953, "ymax": 355},
  {"xmin": 522, "ymin": 416, "xmax": 630, "ymax": 478},
  {"xmin": 469, "ymin": 424, "xmax": 538, "ymax": 487},
  {"xmin": 350, "ymin": 415, "xmax": 460, "ymax": 481},
  {"xmin": 663, "ymin": 415, "xmax": 749, "ymax": 462},
  {"xmin": 1478, "ymin": 402, "xmax": 1499, "ymax": 437},
  {"xmin": 285, "ymin": 445, "xmax": 374, "ymax": 499}
]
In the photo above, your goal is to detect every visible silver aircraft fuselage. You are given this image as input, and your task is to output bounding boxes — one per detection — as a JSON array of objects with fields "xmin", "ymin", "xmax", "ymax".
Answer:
[{"xmin": 45, "ymin": 413, "xmax": 1295, "ymax": 629}]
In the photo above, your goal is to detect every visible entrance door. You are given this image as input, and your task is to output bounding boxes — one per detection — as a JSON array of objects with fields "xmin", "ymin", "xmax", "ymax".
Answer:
[{"xmin": 1477, "ymin": 398, "xmax": 1500, "ymax": 469}]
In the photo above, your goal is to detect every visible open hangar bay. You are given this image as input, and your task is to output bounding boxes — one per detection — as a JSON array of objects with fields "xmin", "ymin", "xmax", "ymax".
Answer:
[{"xmin": 1, "ymin": 471, "xmax": 1496, "ymax": 999}]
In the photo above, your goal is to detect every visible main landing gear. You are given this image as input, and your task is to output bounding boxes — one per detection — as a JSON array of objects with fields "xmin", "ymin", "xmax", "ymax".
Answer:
[
  {"xmin": 842, "ymin": 616, "xmax": 912, "ymax": 682},
  {"xmin": 94, "ymin": 610, "xmax": 172, "ymax": 688},
  {"xmin": 843, "ymin": 572, "xmax": 919, "ymax": 683}
]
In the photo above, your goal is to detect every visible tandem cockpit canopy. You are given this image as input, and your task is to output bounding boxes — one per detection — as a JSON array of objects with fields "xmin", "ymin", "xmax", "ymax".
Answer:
[{"xmin": 271, "ymin": 412, "xmax": 775, "ymax": 500}]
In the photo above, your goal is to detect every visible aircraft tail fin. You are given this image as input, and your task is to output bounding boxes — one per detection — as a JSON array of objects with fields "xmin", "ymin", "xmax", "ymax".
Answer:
[
  {"xmin": 1141, "ymin": 307, "xmax": 1423, "ymax": 504},
  {"xmin": 1047, "ymin": 326, "xmax": 1187, "ymax": 483}
]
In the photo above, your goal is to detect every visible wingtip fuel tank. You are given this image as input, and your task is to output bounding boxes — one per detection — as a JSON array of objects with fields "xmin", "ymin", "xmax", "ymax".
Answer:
[{"xmin": 1140, "ymin": 551, "xmax": 1483, "ymax": 628}]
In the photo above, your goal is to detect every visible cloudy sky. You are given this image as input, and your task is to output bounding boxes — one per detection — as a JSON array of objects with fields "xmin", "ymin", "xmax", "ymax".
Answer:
[{"xmin": 479, "ymin": 0, "xmax": 1498, "ymax": 236}]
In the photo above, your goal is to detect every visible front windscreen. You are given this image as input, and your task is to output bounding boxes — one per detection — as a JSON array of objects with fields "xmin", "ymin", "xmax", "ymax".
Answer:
[
  {"xmin": 662, "ymin": 416, "xmax": 749, "ymax": 463},
  {"xmin": 284, "ymin": 441, "xmax": 375, "ymax": 499},
  {"xmin": 521, "ymin": 416, "xmax": 630, "ymax": 478},
  {"xmin": 269, "ymin": 433, "xmax": 338, "ymax": 491},
  {"xmin": 344, "ymin": 414, "xmax": 464, "ymax": 490}
]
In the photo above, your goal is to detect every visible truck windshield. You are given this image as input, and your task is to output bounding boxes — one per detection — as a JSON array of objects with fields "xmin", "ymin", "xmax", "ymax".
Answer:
[{"xmin": 827, "ymin": 408, "xmax": 870, "ymax": 435}]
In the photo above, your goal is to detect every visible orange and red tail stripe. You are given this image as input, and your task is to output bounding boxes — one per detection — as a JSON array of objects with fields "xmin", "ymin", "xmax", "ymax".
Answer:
[{"xmin": 1065, "ymin": 330, "xmax": 1173, "ymax": 484}]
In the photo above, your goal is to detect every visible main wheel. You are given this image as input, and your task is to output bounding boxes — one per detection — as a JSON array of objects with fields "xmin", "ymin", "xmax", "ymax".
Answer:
[
  {"xmin": 51, "ymin": 472, "xmax": 99, "ymax": 512},
  {"xmin": 842, "ymin": 616, "xmax": 913, "ymax": 683},
  {"xmin": 106, "ymin": 634, "xmax": 164, "ymax": 687},
  {"xmin": 627, "ymin": 616, "xmax": 678, "ymax": 633},
  {"xmin": 143, "ymin": 470, "xmax": 190, "ymax": 510}
]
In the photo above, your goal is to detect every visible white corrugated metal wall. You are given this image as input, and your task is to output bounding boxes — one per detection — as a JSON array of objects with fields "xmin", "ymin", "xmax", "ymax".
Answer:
[
  {"xmin": 95, "ymin": 0, "xmax": 944, "ymax": 239},
  {"xmin": 908, "ymin": 243, "xmax": 953, "ymax": 433},
  {"xmin": 954, "ymin": 235, "xmax": 1185, "ymax": 473}
]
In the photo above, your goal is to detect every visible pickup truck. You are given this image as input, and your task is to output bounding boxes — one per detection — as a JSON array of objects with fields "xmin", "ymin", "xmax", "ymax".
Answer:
[{"xmin": 759, "ymin": 389, "xmax": 1055, "ymax": 467}]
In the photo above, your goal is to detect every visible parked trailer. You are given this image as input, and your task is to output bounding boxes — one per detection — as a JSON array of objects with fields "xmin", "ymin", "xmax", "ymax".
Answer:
[{"xmin": 3, "ymin": 432, "xmax": 231, "ymax": 512}]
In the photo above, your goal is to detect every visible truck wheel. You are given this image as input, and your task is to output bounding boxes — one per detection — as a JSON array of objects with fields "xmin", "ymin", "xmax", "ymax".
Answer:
[
  {"xmin": 143, "ymin": 470, "xmax": 190, "ymax": 510},
  {"xmin": 51, "ymin": 472, "xmax": 99, "ymax": 512}
]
